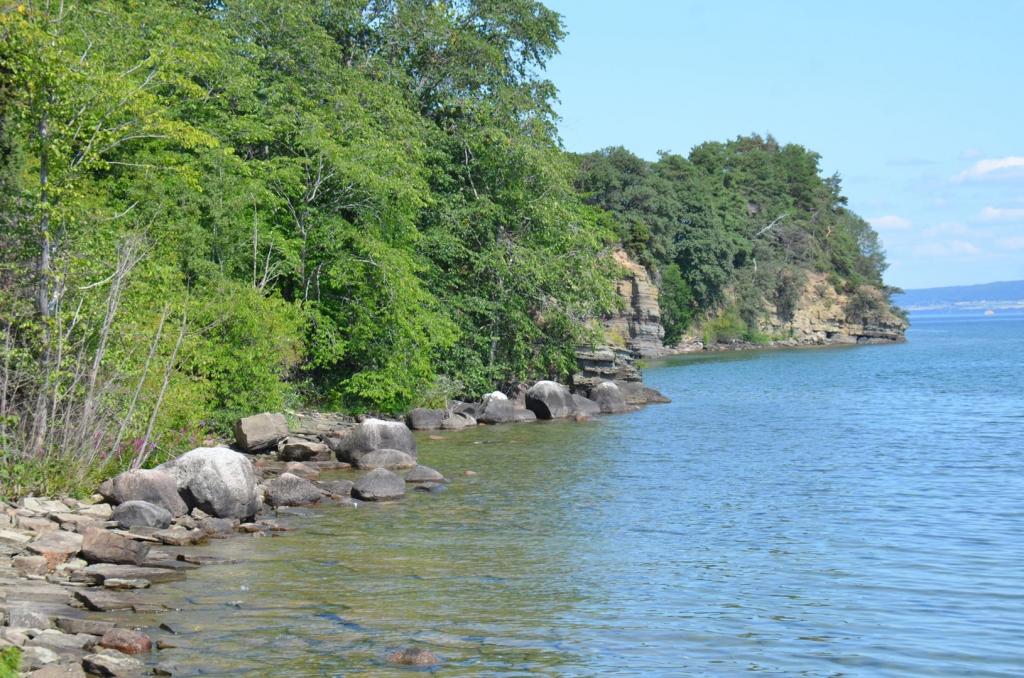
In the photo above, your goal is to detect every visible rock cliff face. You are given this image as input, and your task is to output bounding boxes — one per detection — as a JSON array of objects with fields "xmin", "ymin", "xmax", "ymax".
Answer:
[
  {"xmin": 602, "ymin": 249, "xmax": 665, "ymax": 357},
  {"xmin": 759, "ymin": 272, "xmax": 907, "ymax": 345}
]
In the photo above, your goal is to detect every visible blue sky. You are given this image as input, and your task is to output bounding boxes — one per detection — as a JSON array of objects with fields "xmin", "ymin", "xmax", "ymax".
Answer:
[{"xmin": 543, "ymin": 0, "xmax": 1024, "ymax": 289}]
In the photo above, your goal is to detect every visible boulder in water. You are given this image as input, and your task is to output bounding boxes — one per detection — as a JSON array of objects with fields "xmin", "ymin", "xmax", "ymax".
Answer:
[
  {"xmin": 525, "ymin": 381, "xmax": 575, "ymax": 419},
  {"xmin": 406, "ymin": 408, "xmax": 444, "ymax": 430},
  {"xmin": 265, "ymin": 473, "xmax": 323, "ymax": 507},
  {"xmin": 590, "ymin": 380, "xmax": 630, "ymax": 413},
  {"xmin": 352, "ymin": 468, "xmax": 406, "ymax": 501},
  {"xmin": 335, "ymin": 419, "xmax": 416, "ymax": 464},
  {"xmin": 354, "ymin": 448, "xmax": 417, "ymax": 470}
]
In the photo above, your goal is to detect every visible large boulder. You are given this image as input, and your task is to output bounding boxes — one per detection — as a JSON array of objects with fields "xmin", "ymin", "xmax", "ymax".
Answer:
[
  {"xmin": 406, "ymin": 408, "xmax": 444, "ymax": 431},
  {"xmin": 354, "ymin": 449, "xmax": 417, "ymax": 470},
  {"xmin": 264, "ymin": 473, "xmax": 323, "ymax": 507},
  {"xmin": 335, "ymin": 419, "xmax": 416, "ymax": 464},
  {"xmin": 233, "ymin": 412, "xmax": 288, "ymax": 452},
  {"xmin": 571, "ymin": 393, "xmax": 601, "ymax": 417},
  {"xmin": 80, "ymin": 527, "xmax": 149, "ymax": 565},
  {"xmin": 111, "ymin": 501, "xmax": 172, "ymax": 529},
  {"xmin": 352, "ymin": 468, "xmax": 406, "ymax": 501},
  {"xmin": 158, "ymin": 447, "xmax": 260, "ymax": 519},
  {"xmin": 590, "ymin": 380, "xmax": 630, "ymax": 413},
  {"xmin": 97, "ymin": 469, "xmax": 188, "ymax": 517},
  {"xmin": 404, "ymin": 465, "xmax": 446, "ymax": 484},
  {"xmin": 525, "ymin": 381, "xmax": 575, "ymax": 419}
]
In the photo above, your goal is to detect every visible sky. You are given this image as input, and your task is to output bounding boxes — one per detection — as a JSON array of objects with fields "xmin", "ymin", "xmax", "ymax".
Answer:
[{"xmin": 543, "ymin": 0, "xmax": 1024, "ymax": 290}]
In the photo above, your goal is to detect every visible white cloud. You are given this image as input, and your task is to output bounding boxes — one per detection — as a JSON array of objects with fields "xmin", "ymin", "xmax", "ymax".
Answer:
[
  {"xmin": 979, "ymin": 206, "xmax": 1024, "ymax": 221},
  {"xmin": 922, "ymin": 222, "xmax": 970, "ymax": 237},
  {"xmin": 955, "ymin": 156, "xmax": 1024, "ymax": 182},
  {"xmin": 914, "ymin": 240, "xmax": 982, "ymax": 257},
  {"xmin": 997, "ymin": 236, "xmax": 1024, "ymax": 250},
  {"xmin": 869, "ymin": 215, "xmax": 912, "ymax": 231}
]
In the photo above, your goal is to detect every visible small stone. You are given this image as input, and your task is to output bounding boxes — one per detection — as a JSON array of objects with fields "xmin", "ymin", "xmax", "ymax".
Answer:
[
  {"xmin": 27, "ymin": 662, "xmax": 88, "ymax": 677},
  {"xmin": 55, "ymin": 617, "xmax": 116, "ymax": 637},
  {"xmin": 386, "ymin": 647, "xmax": 439, "ymax": 666},
  {"xmin": 76, "ymin": 503, "xmax": 113, "ymax": 520},
  {"xmin": 20, "ymin": 498, "xmax": 70, "ymax": 515},
  {"xmin": 27, "ymin": 663, "xmax": 88, "ymax": 678},
  {"xmin": 404, "ymin": 464, "xmax": 446, "ymax": 484},
  {"xmin": 281, "ymin": 461, "xmax": 319, "ymax": 480},
  {"xmin": 14, "ymin": 554, "xmax": 51, "ymax": 577},
  {"xmin": 80, "ymin": 527, "xmax": 149, "ymax": 565},
  {"xmin": 29, "ymin": 628, "xmax": 95, "ymax": 651},
  {"xmin": 103, "ymin": 578, "xmax": 150, "ymax": 590},
  {"xmin": 152, "ymin": 527, "xmax": 206, "ymax": 546},
  {"xmin": 413, "ymin": 482, "xmax": 447, "ymax": 493},
  {"xmin": 197, "ymin": 517, "xmax": 236, "ymax": 536},
  {"xmin": 27, "ymin": 530, "xmax": 84, "ymax": 570},
  {"xmin": 111, "ymin": 501, "xmax": 172, "ymax": 529},
  {"xmin": 50, "ymin": 513, "xmax": 100, "ymax": 532},
  {"xmin": 20, "ymin": 646, "xmax": 60, "ymax": 671},
  {"xmin": 463, "ymin": 470, "xmax": 478, "ymax": 476},
  {"xmin": 99, "ymin": 628, "xmax": 152, "ymax": 655},
  {"xmin": 16, "ymin": 516, "xmax": 58, "ymax": 533},
  {"xmin": 82, "ymin": 650, "xmax": 146, "ymax": 676},
  {"xmin": 0, "ymin": 528, "xmax": 32, "ymax": 545},
  {"xmin": 6, "ymin": 602, "xmax": 53, "ymax": 629}
]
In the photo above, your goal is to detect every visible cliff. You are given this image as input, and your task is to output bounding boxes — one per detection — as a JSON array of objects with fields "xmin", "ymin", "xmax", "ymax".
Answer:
[{"xmin": 602, "ymin": 249, "xmax": 666, "ymax": 357}]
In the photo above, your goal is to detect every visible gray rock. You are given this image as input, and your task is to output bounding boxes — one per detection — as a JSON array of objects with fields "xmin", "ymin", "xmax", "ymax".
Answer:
[
  {"xmin": 14, "ymin": 554, "xmax": 50, "ymax": 576},
  {"xmin": 413, "ymin": 482, "xmax": 447, "ymax": 493},
  {"xmin": 20, "ymin": 646, "xmax": 60, "ymax": 672},
  {"xmin": 317, "ymin": 479, "xmax": 353, "ymax": 497},
  {"xmin": 281, "ymin": 461, "xmax": 319, "ymax": 480},
  {"xmin": 111, "ymin": 501, "xmax": 172, "ymax": 529},
  {"xmin": 97, "ymin": 469, "xmax": 188, "ymax": 517},
  {"xmin": 590, "ymin": 380, "xmax": 630, "ymax": 413},
  {"xmin": 404, "ymin": 465, "xmax": 446, "ymax": 484},
  {"xmin": 7, "ymin": 602, "xmax": 54, "ymax": 629},
  {"xmin": 29, "ymin": 628, "xmax": 95, "ymax": 651},
  {"xmin": 80, "ymin": 527, "xmax": 149, "ymax": 566},
  {"xmin": 571, "ymin": 393, "xmax": 601, "ymax": 417},
  {"xmin": 264, "ymin": 473, "xmax": 323, "ymax": 507},
  {"xmin": 440, "ymin": 412, "xmax": 476, "ymax": 430},
  {"xmin": 159, "ymin": 447, "xmax": 260, "ymax": 519},
  {"xmin": 352, "ymin": 468, "xmax": 406, "ymax": 501},
  {"xmin": 72, "ymin": 590, "xmax": 138, "ymax": 612},
  {"xmin": 27, "ymin": 531, "xmax": 83, "ymax": 567},
  {"xmin": 233, "ymin": 412, "xmax": 288, "ymax": 452},
  {"xmin": 277, "ymin": 438, "xmax": 330, "ymax": 462},
  {"xmin": 82, "ymin": 650, "xmax": 146, "ymax": 676},
  {"xmin": 73, "ymin": 564, "xmax": 184, "ymax": 585},
  {"xmin": 27, "ymin": 662, "xmax": 88, "ymax": 678},
  {"xmin": 197, "ymin": 517, "xmax": 236, "ymax": 536},
  {"xmin": 335, "ymin": 419, "xmax": 416, "ymax": 463},
  {"xmin": 354, "ymin": 449, "xmax": 417, "ymax": 470},
  {"xmin": 476, "ymin": 396, "xmax": 516, "ymax": 424},
  {"xmin": 512, "ymin": 408, "xmax": 537, "ymax": 423},
  {"xmin": 55, "ymin": 617, "xmax": 116, "ymax": 637},
  {"xmin": 26, "ymin": 661, "xmax": 88, "ymax": 677},
  {"xmin": 525, "ymin": 381, "xmax": 575, "ymax": 419},
  {"xmin": 406, "ymin": 408, "xmax": 444, "ymax": 430}
]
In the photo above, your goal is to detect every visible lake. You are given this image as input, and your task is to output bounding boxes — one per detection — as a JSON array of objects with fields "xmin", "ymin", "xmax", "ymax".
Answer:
[{"xmin": 130, "ymin": 313, "xmax": 1024, "ymax": 676}]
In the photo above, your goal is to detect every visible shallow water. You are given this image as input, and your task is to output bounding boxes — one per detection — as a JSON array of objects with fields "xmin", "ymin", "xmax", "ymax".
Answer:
[{"xmin": 129, "ymin": 313, "xmax": 1024, "ymax": 676}]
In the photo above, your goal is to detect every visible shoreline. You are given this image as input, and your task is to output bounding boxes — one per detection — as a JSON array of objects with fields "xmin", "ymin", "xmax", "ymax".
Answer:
[{"xmin": 0, "ymin": 378, "xmax": 666, "ymax": 675}]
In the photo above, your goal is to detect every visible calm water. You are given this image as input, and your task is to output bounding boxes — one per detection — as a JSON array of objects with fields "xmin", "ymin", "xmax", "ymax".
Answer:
[{"xmin": 129, "ymin": 314, "xmax": 1024, "ymax": 676}]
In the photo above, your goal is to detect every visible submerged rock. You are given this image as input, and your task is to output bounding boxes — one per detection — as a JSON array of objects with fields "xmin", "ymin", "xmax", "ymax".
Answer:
[
  {"xmin": 354, "ymin": 448, "xmax": 417, "ymax": 470},
  {"xmin": 98, "ymin": 469, "xmax": 188, "ymax": 517},
  {"xmin": 525, "ymin": 381, "xmax": 575, "ymax": 419},
  {"xmin": 159, "ymin": 447, "xmax": 260, "ymax": 520},
  {"xmin": 111, "ymin": 501, "xmax": 172, "ymax": 529},
  {"xmin": 387, "ymin": 647, "xmax": 439, "ymax": 666},
  {"xmin": 404, "ymin": 465, "xmax": 446, "ymax": 484},
  {"xmin": 352, "ymin": 468, "xmax": 406, "ymax": 501}
]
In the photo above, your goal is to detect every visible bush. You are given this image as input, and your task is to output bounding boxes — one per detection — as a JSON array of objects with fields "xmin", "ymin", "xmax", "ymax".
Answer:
[{"xmin": 702, "ymin": 310, "xmax": 747, "ymax": 345}]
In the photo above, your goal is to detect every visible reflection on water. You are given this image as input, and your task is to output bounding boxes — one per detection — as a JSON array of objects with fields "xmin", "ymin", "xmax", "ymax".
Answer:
[{"xmin": 126, "ymin": 314, "xmax": 1024, "ymax": 676}]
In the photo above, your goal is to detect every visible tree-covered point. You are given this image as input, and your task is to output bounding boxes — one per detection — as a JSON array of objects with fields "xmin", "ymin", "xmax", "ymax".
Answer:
[{"xmin": 575, "ymin": 137, "xmax": 891, "ymax": 343}]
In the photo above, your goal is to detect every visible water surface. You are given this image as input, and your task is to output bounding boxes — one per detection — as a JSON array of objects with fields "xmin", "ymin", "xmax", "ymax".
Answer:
[{"xmin": 131, "ymin": 314, "xmax": 1024, "ymax": 676}]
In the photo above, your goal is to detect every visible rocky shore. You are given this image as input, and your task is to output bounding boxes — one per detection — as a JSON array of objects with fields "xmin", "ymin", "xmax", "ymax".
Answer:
[{"xmin": 0, "ymin": 367, "xmax": 669, "ymax": 676}]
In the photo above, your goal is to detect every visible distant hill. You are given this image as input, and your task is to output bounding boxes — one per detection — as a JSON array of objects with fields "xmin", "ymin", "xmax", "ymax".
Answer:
[{"xmin": 894, "ymin": 280, "xmax": 1024, "ymax": 311}]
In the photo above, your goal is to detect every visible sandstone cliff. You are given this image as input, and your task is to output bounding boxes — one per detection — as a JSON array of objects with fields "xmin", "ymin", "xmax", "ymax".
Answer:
[{"xmin": 602, "ymin": 249, "xmax": 665, "ymax": 357}]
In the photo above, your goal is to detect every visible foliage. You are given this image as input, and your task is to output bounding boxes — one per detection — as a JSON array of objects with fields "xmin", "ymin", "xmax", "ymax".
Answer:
[
  {"xmin": 576, "ymin": 135, "xmax": 896, "ymax": 336},
  {"xmin": 0, "ymin": 646, "xmax": 19, "ymax": 678}
]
